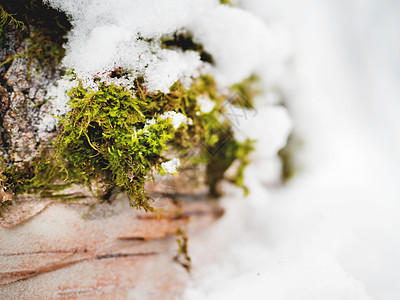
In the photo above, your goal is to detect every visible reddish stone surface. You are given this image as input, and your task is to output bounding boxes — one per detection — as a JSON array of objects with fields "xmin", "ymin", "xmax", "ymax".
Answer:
[{"xmin": 0, "ymin": 196, "xmax": 222, "ymax": 299}]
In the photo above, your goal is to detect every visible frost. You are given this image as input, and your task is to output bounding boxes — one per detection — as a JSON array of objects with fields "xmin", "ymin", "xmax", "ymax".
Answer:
[{"xmin": 161, "ymin": 158, "xmax": 181, "ymax": 174}]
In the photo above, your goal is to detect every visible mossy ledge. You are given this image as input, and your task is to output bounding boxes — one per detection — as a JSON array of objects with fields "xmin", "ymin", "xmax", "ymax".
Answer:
[
  {"xmin": 0, "ymin": 1, "xmax": 259, "ymax": 213},
  {"xmin": 1, "ymin": 72, "xmax": 255, "ymax": 212}
]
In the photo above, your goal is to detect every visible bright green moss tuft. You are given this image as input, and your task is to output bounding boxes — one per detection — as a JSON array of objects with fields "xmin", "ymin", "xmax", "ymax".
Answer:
[
  {"xmin": 57, "ymin": 81, "xmax": 174, "ymax": 211},
  {"xmin": 55, "ymin": 74, "xmax": 255, "ymax": 210}
]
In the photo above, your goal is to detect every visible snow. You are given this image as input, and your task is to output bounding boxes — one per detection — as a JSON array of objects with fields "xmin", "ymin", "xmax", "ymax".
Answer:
[
  {"xmin": 160, "ymin": 111, "xmax": 187, "ymax": 130},
  {"xmin": 183, "ymin": 1, "xmax": 400, "ymax": 300},
  {"xmin": 196, "ymin": 96, "xmax": 215, "ymax": 114},
  {"xmin": 161, "ymin": 158, "xmax": 181, "ymax": 174},
  {"xmin": 37, "ymin": 114, "xmax": 57, "ymax": 139},
  {"xmin": 227, "ymin": 105, "xmax": 292, "ymax": 158},
  {"xmin": 44, "ymin": 0, "xmax": 275, "ymax": 93},
  {"xmin": 188, "ymin": 6, "xmax": 276, "ymax": 86}
]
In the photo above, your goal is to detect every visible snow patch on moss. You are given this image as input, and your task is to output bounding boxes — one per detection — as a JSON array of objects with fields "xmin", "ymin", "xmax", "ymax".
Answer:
[
  {"xmin": 160, "ymin": 111, "xmax": 187, "ymax": 129},
  {"xmin": 44, "ymin": 0, "xmax": 276, "ymax": 92},
  {"xmin": 161, "ymin": 158, "xmax": 181, "ymax": 174},
  {"xmin": 196, "ymin": 95, "xmax": 215, "ymax": 113}
]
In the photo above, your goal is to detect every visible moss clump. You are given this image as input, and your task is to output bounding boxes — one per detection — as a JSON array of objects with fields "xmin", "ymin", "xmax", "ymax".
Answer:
[
  {"xmin": 57, "ymin": 80, "xmax": 177, "ymax": 211},
  {"xmin": 54, "ymin": 73, "xmax": 254, "ymax": 210},
  {"xmin": 1, "ymin": 69, "xmax": 254, "ymax": 211},
  {"xmin": 0, "ymin": 2, "xmax": 254, "ymax": 212}
]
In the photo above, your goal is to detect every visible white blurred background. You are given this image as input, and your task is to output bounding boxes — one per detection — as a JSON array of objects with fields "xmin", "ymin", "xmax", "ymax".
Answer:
[{"xmin": 184, "ymin": 1, "xmax": 400, "ymax": 299}]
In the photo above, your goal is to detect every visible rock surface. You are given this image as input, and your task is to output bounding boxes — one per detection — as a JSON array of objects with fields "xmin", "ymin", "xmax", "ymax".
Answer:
[
  {"xmin": 0, "ymin": 5, "xmax": 222, "ymax": 299},
  {"xmin": 0, "ymin": 194, "xmax": 222, "ymax": 299}
]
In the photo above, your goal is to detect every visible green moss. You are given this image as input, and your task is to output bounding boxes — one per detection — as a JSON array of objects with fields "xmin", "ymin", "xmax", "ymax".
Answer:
[
  {"xmin": 0, "ymin": 51, "xmax": 26, "ymax": 67},
  {"xmin": 0, "ymin": 4, "xmax": 24, "ymax": 37},
  {"xmin": 219, "ymin": 0, "xmax": 232, "ymax": 5},
  {"xmin": 1, "ymin": 147, "xmax": 65, "ymax": 196},
  {"xmin": 0, "ymin": 151, "xmax": 64, "ymax": 212},
  {"xmin": 229, "ymin": 74, "xmax": 260, "ymax": 108},
  {"xmin": 54, "ymin": 73, "xmax": 255, "ymax": 210},
  {"xmin": 25, "ymin": 28, "xmax": 67, "ymax": 71},
  {"xmin": 206, "ymin": 137, "xmax": 254, "ymax": 197},
  {"xmin": 0, "ymin": 157, "xmax": 13, "ymax": 210},
  {"xmin": 1, "ymin": 2, "xmax": 256, "ymax": 212},
  {"xmin": 57, "ymin": 81, "xmax": 179, "ymax": 211},
  {"xmin": 1, "ymin": 70, "xmax": 254, "ymax": 211},
  {"xmin": 174, "ymin": 229, "xmax": 191, "ymax": 272},
  {"xmin": 278, "ymin": 134, "xmax": 299, "ymax": 182}
]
